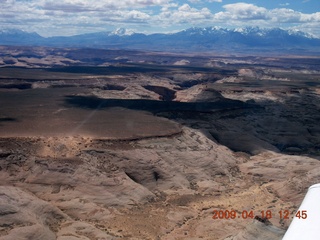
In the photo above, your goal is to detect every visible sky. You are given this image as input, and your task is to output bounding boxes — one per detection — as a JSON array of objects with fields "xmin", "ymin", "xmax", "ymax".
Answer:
[{"xmin": 0, "ymin": 0, "xmax": 319, "ymax": 37}]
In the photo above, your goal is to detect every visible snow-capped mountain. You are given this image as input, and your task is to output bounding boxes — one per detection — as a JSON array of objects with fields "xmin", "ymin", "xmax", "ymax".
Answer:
[
  {"xmin": 0, "ymin": 27, "xmax": 319, "ymax": 53},
  {"xmin": 0, "ymin": 29, "xmax": 44, "ymax": 45},
  {"xmin": 110, "ymin": 28, "xmax": 135, "ymax": 36},
  {"xmin": 288, "ymin": 29, "xmax": 316, "ymax": 39}
]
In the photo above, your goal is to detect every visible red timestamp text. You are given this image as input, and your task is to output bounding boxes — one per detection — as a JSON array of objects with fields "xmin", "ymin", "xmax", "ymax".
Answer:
[{"xmin": 212, "ymin": 210, "xmax": 307, "ymax": 220}]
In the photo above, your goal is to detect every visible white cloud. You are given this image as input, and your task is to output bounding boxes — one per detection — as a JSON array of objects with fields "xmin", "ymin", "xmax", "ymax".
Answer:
[
  {"xmin": 213, "ymin": 3, "xmax": 320, "ymax": 25},
  {"xmin": 209, "ymin": 3, "xmax": 320, "ymax": 37},
  {"xmin": 270, "ymin": 8, "xmax": 303, "ymax": 23},
  {"xmin": 158, "ymin": 4, "xmax": 212, "ymax": 25},
  {"xmin": 216, "ymin": 3, "xmax": 269, "ymax": 20},
  {"xmin": 294, "ymin": 21, "xmax": 320, "ymax": 37},
  {"xmin": 0, "ymin": 0, "xmax": 319, "ymax": 37},
  {"xmin": 34, "ymin": 0, "xmax": 172, "ymax": 12}
]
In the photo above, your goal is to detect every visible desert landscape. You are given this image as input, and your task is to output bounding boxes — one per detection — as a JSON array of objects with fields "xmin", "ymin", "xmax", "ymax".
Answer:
[{"xmin": 0, "ymin": 46, "xmax": 319, "ymax": 239}]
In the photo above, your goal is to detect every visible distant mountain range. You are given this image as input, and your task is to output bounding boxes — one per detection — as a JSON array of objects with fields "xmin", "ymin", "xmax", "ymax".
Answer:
[{"xmin": 1, "ymin": 27, "xmax": 320, "ymax": 53}]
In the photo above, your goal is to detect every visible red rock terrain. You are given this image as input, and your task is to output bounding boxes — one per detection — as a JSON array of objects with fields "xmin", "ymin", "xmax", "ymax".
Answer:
[{"xmin": 0, "ymin": 48, "xmax": 320, "ymax": 239}]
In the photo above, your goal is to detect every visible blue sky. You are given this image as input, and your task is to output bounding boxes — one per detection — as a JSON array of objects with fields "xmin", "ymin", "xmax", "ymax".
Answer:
[{"xmin": 0, "ymin": 0, "xmax": 319, "ymax": 37}]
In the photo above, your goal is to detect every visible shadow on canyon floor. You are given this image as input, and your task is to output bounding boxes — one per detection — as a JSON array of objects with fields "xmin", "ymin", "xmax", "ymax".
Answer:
[
  {"xmin": 63, "ymin": 90, "xmax": 320, "ymax": 158},
  {"xmin": 63, "ymin": 95, "xmax": 256, "ymax": 114}
]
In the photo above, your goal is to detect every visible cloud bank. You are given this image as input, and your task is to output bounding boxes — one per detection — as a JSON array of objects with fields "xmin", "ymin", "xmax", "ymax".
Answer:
[{"xmin": 0, "ymin": 0, "xmax": 319, "ymax": 37}]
